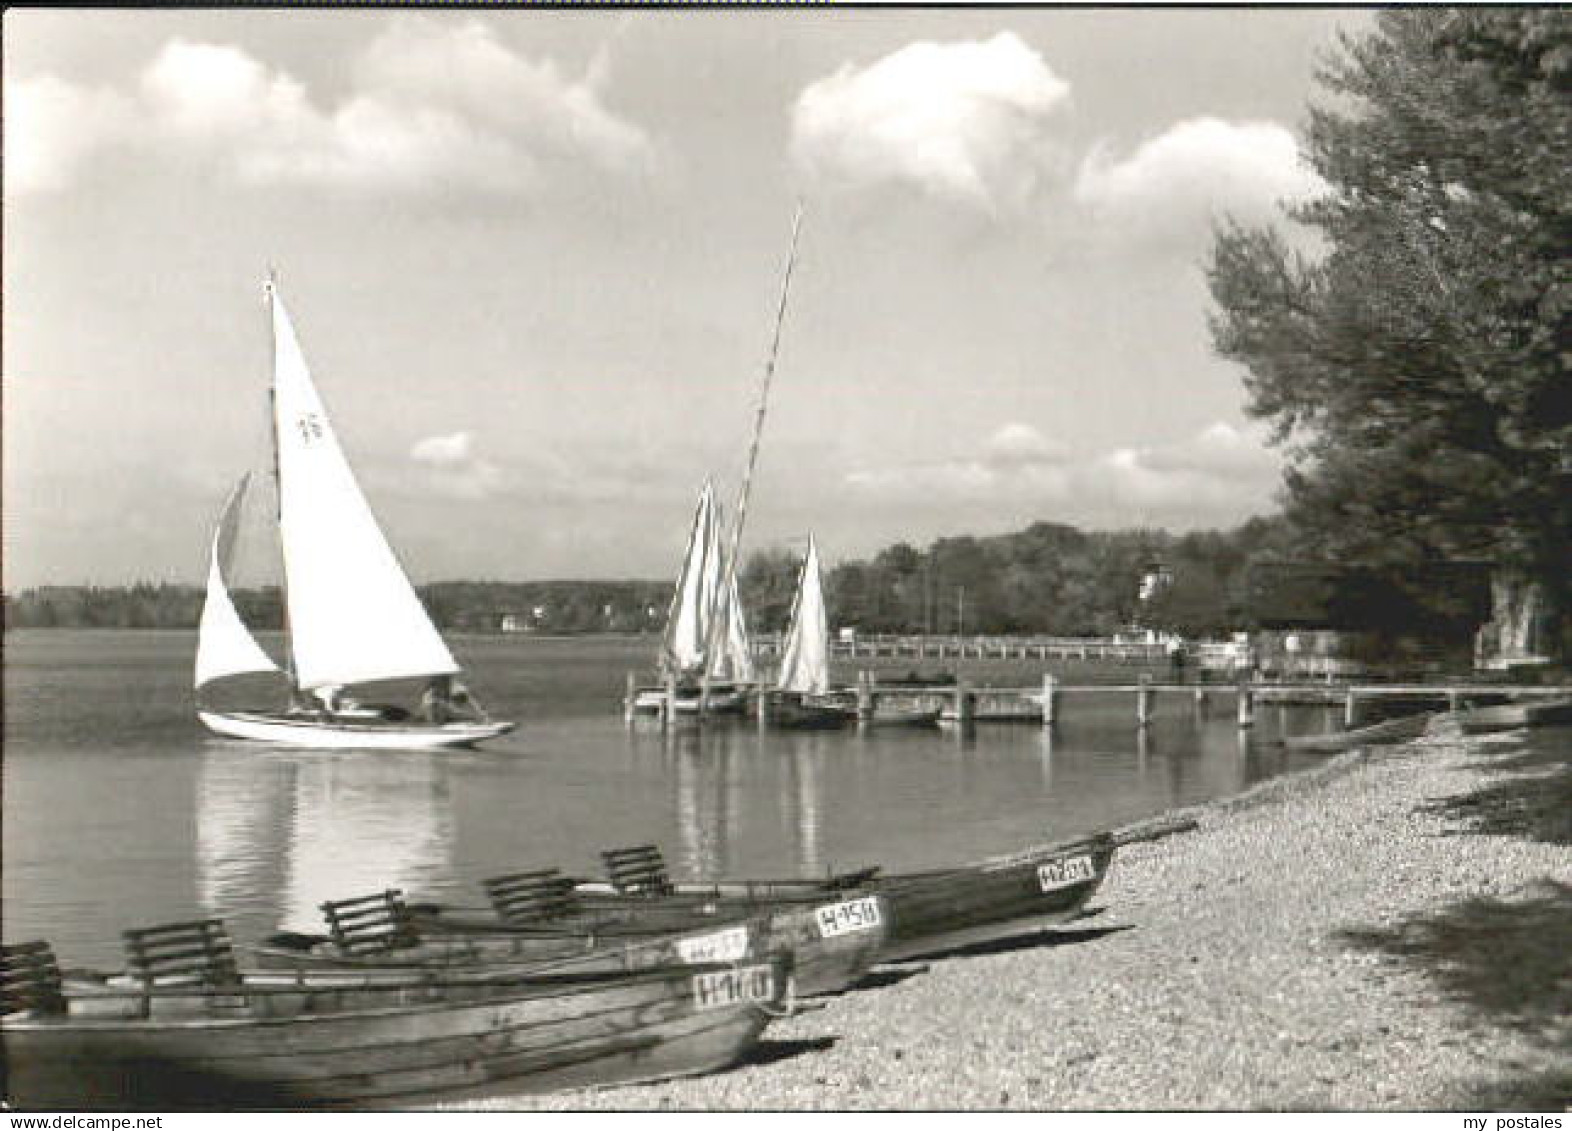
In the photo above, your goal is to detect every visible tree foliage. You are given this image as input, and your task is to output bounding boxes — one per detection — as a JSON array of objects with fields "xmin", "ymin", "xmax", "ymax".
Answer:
[
  {"xmin": 1207, "ymin": 9, "xmax": 1571, "ymax": 659},
  {"xmin": 5, "ymin": 517, "xmax": 1294, "ymax": 639}
]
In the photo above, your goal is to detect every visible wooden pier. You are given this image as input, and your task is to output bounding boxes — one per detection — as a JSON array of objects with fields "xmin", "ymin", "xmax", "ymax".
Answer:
[
  {"xmin": 626, "ymin": 661, "xmax": 1565, "ymax": 733},
  {"xmin": 629, "ymin": 676, "xmax": 1566, "ymax": 731},
  {"xmin": 908, "ymin": 678, "xmax": 1569, "ymax": 731}
]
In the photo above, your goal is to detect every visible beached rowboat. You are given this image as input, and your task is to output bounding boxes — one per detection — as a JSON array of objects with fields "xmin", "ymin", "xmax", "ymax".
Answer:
[
  {"xmin": 580, "ymin": 835, "xmax": 1116, "ymax": 963},
  {"xmin": 1, "ymin": 922, "xmax": 787, "ymax": 1109},
  {"xmin": 250, "ymin": 888, "xmax": 774, "ymax": 979},
  {"xmin": 411, "ymin": 870, "xmax": 887, "ymax": 998}
]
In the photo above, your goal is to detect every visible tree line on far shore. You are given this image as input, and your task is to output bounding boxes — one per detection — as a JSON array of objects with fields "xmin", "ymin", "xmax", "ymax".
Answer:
[{"xmin": 0, "ymin": 512, "xmax": 1358, "ymax": 640}]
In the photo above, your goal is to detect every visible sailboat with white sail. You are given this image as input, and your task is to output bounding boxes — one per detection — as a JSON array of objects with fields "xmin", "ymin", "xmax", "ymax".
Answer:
[
  {"xmin": 630, "ymin": 479, "xmax": 755, "ymax": 717},
  {"xmin": 625, "ymin": 206, "xmax": 805, "ymax": 723},
  {"xmin": 193, "ymin": 279, "xmax": 514, "ymax": 750},
  {"xmin": 762, "ymin": 534, "xmax": 850, "ymax": 729}
]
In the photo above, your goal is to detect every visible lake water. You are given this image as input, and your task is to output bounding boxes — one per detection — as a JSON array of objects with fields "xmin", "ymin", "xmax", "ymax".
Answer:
[{"xmin": 2, "ymin": 629, "xmax": 1341, "ymax": 966}]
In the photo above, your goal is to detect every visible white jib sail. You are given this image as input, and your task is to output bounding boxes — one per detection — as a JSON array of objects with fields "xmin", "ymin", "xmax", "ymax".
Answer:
[
  {"xmin": 714, "ymin": 568, "xmax": 756, "ymax": 683},
  {"xmin": 776, "ymin": 535, "xmax": 830, "ymax": 695},
  {"xmin": 195, "ymin": 473, "xmax": 281, "ymax": 690},
  {"xmin": 268, "ymin": 283, "xmax": 459, "ymax": 691},
  {"xmin": 661, "ymin": 479, "xmax": 724, "ymax": 678}
]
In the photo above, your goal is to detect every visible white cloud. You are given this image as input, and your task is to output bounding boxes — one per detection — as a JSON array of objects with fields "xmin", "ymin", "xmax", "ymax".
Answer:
[
  {"xmin": 8, "ymin": 22, "xmax": 652, "ymax": 197},
  {"xmin": 844, "ymin": 420, "xmax": 1279, "ymax": 526},
  {"xmin": 408, "ymin": 431, "xmax": 508, "ymax": 499},
  {"xmin": 847, "ymin": 420, "xmax": 1071, "ymax": 499},
  {"xmin": 791, "ymin": 32, "xmax": 1071, "ymax": 212},
  {"xmin": 355, "ymin": 19, "xmax": 651, "ymax": 174},
  {"xmin": 7, "ymin": 74, "xmax": 134, "ymax": 195},
  {"xmin": 984, "ymin": 422, "xmax": 1065, "ymax": 467},
  {"xmin": 410, "ymin": 431, "xmax": 475, "ymax": 465},
  {"xmin": 1073, "ymin": 117, "xmax": 1324, "ymax": 244},
  {"xmin": 1138, "ymin": 420, "xmax": 1279, "ymax": 477}
]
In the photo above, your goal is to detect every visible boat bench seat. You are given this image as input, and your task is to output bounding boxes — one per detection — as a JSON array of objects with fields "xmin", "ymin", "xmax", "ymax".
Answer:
[
  {"xmin": 482, "ymin": 869, "xmax": 581, "ymax": 923},
  {"xmin": 2, "ymin": 939, "xmax": 66, "ymax": 1016},
  {"xmin": 601, "ymin": 845, "xmax": 675, "ymax": 897},
  {"xmin": 122, "ymin": 919, "xmax": 242, "ymax": 988},
  {"xmin": 320, "ymin": 890, "xmax": 421, "ymax": 955},
  {"xmin": 825, "ymin": 865, "xmax": 883, "ymax": 890}
]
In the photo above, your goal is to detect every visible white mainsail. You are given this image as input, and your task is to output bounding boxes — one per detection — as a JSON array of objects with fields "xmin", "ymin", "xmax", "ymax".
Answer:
[
  {"xmin": 268, "ymin": 283, "xmax": 459, "ymax": 691},
  {"xmin": 714, "ymin": 570, "xmax": 756, "ymax": 683},
  {"xmin": 194, "ymin": 474, "xmax": 281, "ymax": 690},
  {"xmin": 658, "ymin": 479, "xmax": 756, "ymax": 683},
  {"xmin": 776, "ymin": 534, "xmax": 830, "ymax": 695},
  {"xmin": 660, "ymin": 480, "xmax": 725, "ymax": 678}
]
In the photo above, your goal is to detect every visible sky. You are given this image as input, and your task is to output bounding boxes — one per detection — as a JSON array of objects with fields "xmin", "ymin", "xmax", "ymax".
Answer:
[{"xmin": 3, "ymin": 7, "xmax": 1365, "ymax": 588}]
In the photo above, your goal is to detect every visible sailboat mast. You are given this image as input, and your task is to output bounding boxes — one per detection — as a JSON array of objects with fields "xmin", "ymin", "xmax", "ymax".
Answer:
[
  {"xmin": 701, "ymin": 203, "xmax": 805, "ymax": 700},
  {"xmin": 264, "ymin": 271, "xmax": 301, "ymax": 703}
]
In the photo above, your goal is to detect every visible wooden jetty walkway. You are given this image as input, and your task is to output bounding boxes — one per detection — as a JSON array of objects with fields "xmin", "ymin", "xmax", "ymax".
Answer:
[
  {"xmin": 625, "ymin": 669, "xmax": 1567, "ymax": 732},
  {"xmin": 848, "ymin": 676, "xmax": 1568, "ymax": 730}
]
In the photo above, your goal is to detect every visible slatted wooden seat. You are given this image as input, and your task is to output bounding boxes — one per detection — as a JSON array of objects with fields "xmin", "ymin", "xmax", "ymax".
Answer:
[
  {"xmin": 601, "ymin": 845, "xmax": 674, "ymax": 897},
  {"xmin": 320, "ymin": 889, "xmax": 420, "ymax": 955},
  {"xmin": 482, "ymin": 869, "xmax": 581, "ymax": 923},
  {"xmin": 825, "ymin": 865, "xmax": 883, "ymax": 891},
  {"xmin": 122, "ymin": 919, "xmax": 241, "ymax": 988},
  {"xmin": 2, "ymin": 940, "xmax": 66, "ymax": 1016}
]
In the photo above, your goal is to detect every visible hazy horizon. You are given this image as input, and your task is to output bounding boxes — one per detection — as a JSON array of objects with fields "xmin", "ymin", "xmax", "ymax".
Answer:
[{"xmin": 4, "ymin": 8, "xmax": 1361, "ymax": 589}]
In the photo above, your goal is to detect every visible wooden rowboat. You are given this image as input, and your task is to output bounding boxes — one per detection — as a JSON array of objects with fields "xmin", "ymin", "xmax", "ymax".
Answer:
[
  {"xmin": 1280, "ymin": 711, "xmax": 1437, "ymax": 753},
  {"xmin": 251, "ymin": 888, "xmax": 773, "ymax": 978},
  {"xmin": 581, "ymin": 835, "xmax": 1117, "ymax": 963},
  {"xmin": 1445, "ymin": 696, "xmax": 1572, "ymax": 734},
  {"xmin": 1, "ymin": 922, "xmax": 789, "ymax": 1110},
  {"xmin": 411, "ymin": 870, "xmax": 888, "ymax": 998}
]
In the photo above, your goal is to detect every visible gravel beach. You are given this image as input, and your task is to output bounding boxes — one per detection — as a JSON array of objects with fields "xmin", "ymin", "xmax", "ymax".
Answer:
[{"xmin": 450, "ymin": 724, "xmax": 1572, "ymax": 1112}]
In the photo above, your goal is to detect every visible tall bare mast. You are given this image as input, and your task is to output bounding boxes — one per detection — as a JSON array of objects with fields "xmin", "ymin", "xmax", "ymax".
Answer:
[
  {"xmin": 263, "ymin": 267, "xmax": 301, "ymax": 701},
  {"xmin": 699, "ymin": 203, "xmax": 805, "ymax": 710}
]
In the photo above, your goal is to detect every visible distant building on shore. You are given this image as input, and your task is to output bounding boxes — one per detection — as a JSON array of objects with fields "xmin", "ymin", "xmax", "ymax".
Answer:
[{"xmin": 1242, "ymin": 560, "xmax": 1494, "ymax": 675}]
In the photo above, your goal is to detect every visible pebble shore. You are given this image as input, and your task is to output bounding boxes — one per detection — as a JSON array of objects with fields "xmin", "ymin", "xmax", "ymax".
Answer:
[{"xmin": 453, "ymin": 726, "xmax": 1572, "ymax": 1112}]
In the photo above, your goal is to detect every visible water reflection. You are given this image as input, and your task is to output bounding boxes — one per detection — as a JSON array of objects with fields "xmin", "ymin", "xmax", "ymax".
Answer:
[
  {"xmin": 672, "ymin": 735, "xmax": 727, "ymax": 880},
  {"xmin": 661, "ymin": 725, "xmax": 833, "ymax": 881},
  {"xmin": 787, "ymin": 741, "xmax": 823, "ymax": 877},
  {"xmin": 195, "ymin": 747, "xmax": 294, "ymax": 921},
  {"xmin": 196, "ymin": 745, "xmax": 455, "ymax": 934}
]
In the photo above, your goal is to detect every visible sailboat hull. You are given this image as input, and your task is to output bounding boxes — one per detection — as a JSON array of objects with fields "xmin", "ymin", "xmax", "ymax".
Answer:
[
  {"xmin": 198, "ymin": 711, "xmax": 514, "ymax": 751},
  {"xmin": 629, "ymin": 687, "xmax": 748, "ymax": 717}
]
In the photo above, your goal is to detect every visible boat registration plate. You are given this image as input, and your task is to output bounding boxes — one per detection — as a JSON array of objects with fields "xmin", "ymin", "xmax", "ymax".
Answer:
[
  {"xmin": 814, "ymin": 896, "xmax": 882, "ymax": 938},
  {"xmin": 692, "ymin": 963, "xmax": 776, "ymax": 1011},
  {"xmin": 675, "ymin": 925, "xmax": 751, "ymax": 964},
  {"xmin": 1037, "ymin": 854, "xmax": 1096, "ymax": 891}
]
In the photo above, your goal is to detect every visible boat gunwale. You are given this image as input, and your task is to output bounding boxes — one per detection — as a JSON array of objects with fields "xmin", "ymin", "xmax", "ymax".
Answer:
[{"xmin": 4, "ymin": 958, "xmax": 785, "ymax": 1034}]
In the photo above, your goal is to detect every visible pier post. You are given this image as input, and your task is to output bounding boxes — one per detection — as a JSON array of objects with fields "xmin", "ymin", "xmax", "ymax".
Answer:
[
  {"xmin": 1137, "ymin": 673, "xmax": 1154, "ymax": 728},
  {"xmin": 662, "ymin": 674, "xmax": 678, "ymax": 731},
  {"xmin": 1237, "ymin": 683, "xmax": 1255, "ymax": 729},
  {"xmin": 856, "ymin": 671, "xmax": 874, "ymax": 723},
  {"xmin": 624, "ymin": 671, "xmax": 636, "ymax": 727},
  {"xmin": 956, "ymin": 682, "xmax": 975, "ymax": 730},
  {"xmin": 1041, "ymin": 673, "xmax": 1057, "ymax": 728},
  {"xmin": 1344, "ymin": 687, "xmax": 1359, "ymax": 728},
  {"xmin": 757, "ymin": 686, "xmax": 769, "ymax": 731},
  {"xmin": 1193, "ymin": 684, "xmax": 1209, "ymax": 713},
  {"xmin": 1447, "ymin": 689, "xmax": 1462, "ymax": 713}
]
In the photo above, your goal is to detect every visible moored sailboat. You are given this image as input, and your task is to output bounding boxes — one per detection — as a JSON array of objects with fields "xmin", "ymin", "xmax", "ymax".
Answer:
[
  {"xmin": 630, "ymin": 479, "xmax": 755, "ymax": 718},
  {"xmin": 762, "ymin": 535, "xmax": 850, "ymax": 729},
  {"xmin": 194, "ymin": 280, "xmax": 514, "ymax": 750}
]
